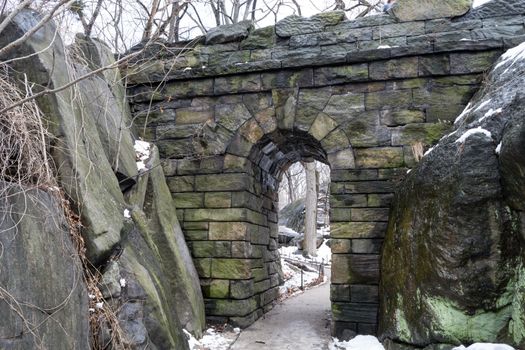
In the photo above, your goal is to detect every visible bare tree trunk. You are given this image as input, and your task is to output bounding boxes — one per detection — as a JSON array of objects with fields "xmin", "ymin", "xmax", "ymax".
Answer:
[
  {"xmin": 285, "ymin": 169, "xmax": 295, "ymax": 203},
  {"xmin": 303, "ymin": 161, "xmax": 317, "ymax": 257}
]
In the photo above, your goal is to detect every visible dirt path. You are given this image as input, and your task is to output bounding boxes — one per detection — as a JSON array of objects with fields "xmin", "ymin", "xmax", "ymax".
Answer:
[{"xmin": 231, "ymin": 274, "xmax": 332, "ymax": 350}]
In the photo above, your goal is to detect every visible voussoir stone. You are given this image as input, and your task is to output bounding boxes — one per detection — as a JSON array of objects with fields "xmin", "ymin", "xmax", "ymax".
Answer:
[{"xmin": 390, "ymin": 0, "xmax": 473, "ymax": 21}]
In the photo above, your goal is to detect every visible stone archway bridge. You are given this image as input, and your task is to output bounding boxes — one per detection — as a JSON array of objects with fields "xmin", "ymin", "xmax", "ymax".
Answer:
[{"xmin": 123, "ymin": 2, "xmax": 525, "ymax": 338}]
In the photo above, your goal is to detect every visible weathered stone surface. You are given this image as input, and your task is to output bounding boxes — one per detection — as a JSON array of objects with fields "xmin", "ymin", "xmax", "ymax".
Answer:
[
  {"xmin": 241, "ymin": 26, "xmax": 276, "ymax": 49},
  {"xmin": 276, "ymin": 11, "xmax": 346, "ymax": 37},
  {"xmin": 331, "ymin": 222, "xmax": 388, "ymax": 239},
  {"xmin": 0, "ymin": 184, "xmax": 90, "ymax": 350},
  {"xmin": 206, "ymin": 21, "xmax": 253, "ymax": 45},
  {"xmin": 211, "ymin": 259, "xmax": 252, "ymax": 279},
  {"xmin": 380, "ymin": 43, "xmax": 525, "ymax": 348},
  {"xmin": 461, "ymin": 0, "xmax": 525, "ymax": 20},
  {"xmin": 390, "ymin": 0, "xmax": 473, "ymax": 21}
]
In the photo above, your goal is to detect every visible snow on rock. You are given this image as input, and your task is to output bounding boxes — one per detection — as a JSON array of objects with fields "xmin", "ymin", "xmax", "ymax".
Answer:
[
  {"xmin": 452, "ymin": 344, "xmax": 515, "ymax": 350},
  {"xmin": 123, "ymin": 209, "xmax": 131, "ymax": 218},
  {"xmin": 134, "ymin": 140, "xmax": 151, "ymax": 171},
  {"xmin": 279, "ymin": 258, "xmax": 322, "ymax": 298},
  {"xmin": 474, "ymin": 99, "xmax": 492, "ymax": 112},
  {"xmin": 455, "ymin": 103, "xmax": 473, "ymax": 124},
  {"xmin": 495, "ymin": 142, "xmax": 502, "ymax": 155},
  {"xmin": 472, "ymin": 0, "xmax": 493, "ymax": 8},
  {"xmin": 479, "ymin": 108, "xmax": 502, "ymax": 123},
  {"xmin": 455, "ymin": 127, "xmax": 492, "ymax": 144},
  {"xmin": 317, "ymin": 239, "xmax": 332, "ymax": 264},
  {"xmin": 329, "ymin": 335, "xmax": 385, "ymax": 350},
  {"xmin": 494, "ymin": 42, "xmax": 525, "ymax": 73}
]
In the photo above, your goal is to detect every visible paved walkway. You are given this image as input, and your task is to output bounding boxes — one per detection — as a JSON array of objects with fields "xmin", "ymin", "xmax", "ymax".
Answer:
[{"xmin": 231, "ymin": 274, "xmax": 332, "ymax": 350}]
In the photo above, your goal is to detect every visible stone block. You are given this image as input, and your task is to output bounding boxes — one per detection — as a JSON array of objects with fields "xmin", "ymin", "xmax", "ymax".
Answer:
[
  {"xmin": 310, "ymin": 113, "xmax": 339, "ymax": 141},
  {"xmin": 369, "ymin": 57, "xmax": 419, "ymax": 81},
  {"xmin": 272, "ymin": 88, "xmax": 297, "ymax": 130},
  {"xmin": 413, "ymin": 86, "xmax": 477, "ymax": 108},
  {"xmin": 167, "ymin": 176, "xmax": 195, "ymax": 193},
  {"xmin": 205, "ymin": 192, "xmax": 232, "ymax": 208},
  {"xmin": 323, "ymin": 93, "xmax": 366, "ymax": 124},
  {"xmin": 185, "ymin": 208, "xmax": 248, "ymax": 222},
  {"xmin": 211, "ymin": 259, "xmax": 252, "ymax": 279},
  {"xmin": 173, "ymin": 193, "xmax": 203, "ymax": 209},
  {"xmin": 230, "ymin": 279, "xmax": 255, "ymax": 299},
  {"xmin": 330, "ymin": 239, "xmax": 352, "ymax": 254},
  {"xmin": 214, "ymin": 74, "xmax": 262, "ymax": 95},
  {"xmin": 194, "ymin": 258, "xmax": 212, "ymax": 278},
  {"xmin": 314, "ymin": 63, "xmax": 369, "ymax": 86},
  {"xmin": 330, "ymin": 194, "xmax": 368, "ymax": 208},
  {"xmin": 252, "ymin": 267, "xmax": 269, "ymax": 282},
  {"xmin": 184, "ymin": 230, "xmax": 208, "ymax": 241},
  {"xmin": 372, "ymin": 22, "xmax": 425, "ymax": 39},
  {"xmin": 331, "ymin": 180, "xmax": 395, "ymax": 194},
  {"xmin": 175, "ymin": 106, "xmax": 213, "ymax": 125},
  {"xmin": 450, "ymin": 50, "xmax": 502, "ymax": 74},
  {"xmin": 418, "ymin": 54, "xmax": 450, "ymax": 76},
  {"xmin": 321, "ymin": 129, "xmax": 350, "ymax": 153},
  {"xmin": 340, "ymin": 111, "xmax": 391, "ymax": 148},
  {"xmin": 355, "ymin": 147, "xmax": 404, "ymax": 168},
  {"xmin": 332, "ymin": 254, "xmax": 380, "ymax": 285},
  {"xmin": 367, "ymin": 194, "xmax": 394, "ymax": 207},
  {"xmin": 351, "ymin": 239, "xmax": 383, "ymax": 254},
  {"xmin": 331, "ymin": 169, "xmax": 378, "ymax": 182},
  {"xmin": 332, "ymin": 302, "xmax": 378, "ymax": 324},
  {"xmin": 365, "ymin": 90, "xmax": 413, "ymax": 110},
  {"xmin": 380, "ymin": 109, "xmax": 425, "ymax": 126},
  {"xmin": 390, "ymin": 0, "xmax": 472, "ymax": 21},
  {"xmin": 165, "ymin": 79, "xmax": 214, "ymax": 98},
  {"xmin": 350, "ymin": 208, "xmax": 389, "ymax": 222},
  {"xmin": 191, "ymin": 241, "xmax": 231, "ymax": 258},
  {"xmin": 275, "ymin": 11, "xmax": 346, "ymax": 37},
  {"xmin": 331, "ymin": 222, "xmax": 387, "ymax": 239},
  {"xmin": 331, "ymin": 208, "xmax": 352, "ymax": 222},
  {"xmin": 254, "ymin": 279, "xmax": 271, "ymax": 294},
  {"xmin": 331, "ymin": 284, "xmax": 351, "ymax": 302},
  {"xmin": 209, "ymin": 222, "xmax": 250, "ymax": 241},
  {"xmin": 195, "ymin": 173, "xmax": 252, "ymax": 192},
  {"xmin": 232, "ymin": 241, "xmax": 252, "ymax": 258},
  {"xmin": 241, "ymin": 26, "xmax": 276, "ymax": 49},
  {"xmin": 290, "ymin": 32, "xmax": 339, "ymax": 47},
  {"xmin": 391, "ymin": 123, "xmax": 451, "ymax": 146},
  {"xmin": 208, "ymin": 280, "xmax": 230, "ymax": 299},
  {"xmin": 328, "ymin": 148, "xmax": 357, "ymax": 170},
  {"xmin": 350, "ymin": 285, "xmax": 379, "ymax": 303},
  {"xmin": 261, "ymin": 69, "xmax": 313, "ymax": 89},
  {"xmin": 205, "ymin": 297, "xmax": 258, "ymax": 317},
  {"xmin": 230, "ymin": 310, "xmax": 262, "ymax": 328}
]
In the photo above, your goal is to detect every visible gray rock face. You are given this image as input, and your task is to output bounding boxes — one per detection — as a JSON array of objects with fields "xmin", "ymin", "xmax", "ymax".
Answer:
[
  {"xmin": 390, "ymin": 0, "xmax": 473, "ymax": 21},
  {"xmin": 461, "ymin": 0, "xmax": 525, "ymax": 20},
  {"xmin": 0, "ymin": 184, "xmax": 90, "ymax": 350},
  {"xmin": 380, "ymin": 42, "xmax": 525, "ymax": 348},
  {"xmin": 205, "ymin": 20, "xmax": 254, "ymax": 45}
]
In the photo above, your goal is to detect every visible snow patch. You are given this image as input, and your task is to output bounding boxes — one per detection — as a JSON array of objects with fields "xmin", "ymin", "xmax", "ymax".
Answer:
[
  {"xmin": 454, "ymin": 103, "xmax": 473, "ymax": 124},
  {"xmin": 187, "ymin": 328, "xmax": 238, "ymax": 350},
  {"xmin": 377, "ymin": 45, "xmax": 391, "ymax": 49},
  {"xmin": 472, "ymin": 0, "xmax": 493, "ymax": 8},
  {"xmin": 452, "ymin": 344, "xmax": 515, "ymax": 350},
  {"xmin": 423, "ymin": 146, "xmax": 435, "ymax": 157},
  {"xmin": 474, "ymin": 99, "xmax": 492, "ymax": 112},
  {"xmin": 134, "ymin": 140, "xmax": 151, "ymax": 171},
  {"xmin": 123, "ymin": 209, "xmax": 131, "ymax": 218},
  {"xmin": 479, "ymin": 108, "xmax": 502, "ymax": 122},
  {"xmin": 329, "ymin": 335, "xmax": 385, "ymax": 350},
  {"xmin": 495, "ymin": 42, "xmax": 525, "ymax": 72},
  {"xmin": 119, "ymin": 278, "xmax": 127, "ymax": 288},
  {"xmin": 495, "ymin": 142, "xmax": 502, "ymax": 155},
  {"xmin": 455, "ymin": 127, "xmax": 492, "ymax": 144}
]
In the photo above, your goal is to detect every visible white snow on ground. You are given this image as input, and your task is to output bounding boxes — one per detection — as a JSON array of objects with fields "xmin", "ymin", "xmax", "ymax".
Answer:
[
  {"xmin": 123, "ymin": 209, "xmax": 131, "ymax": 218},
  {"xmin": 134, "ymin": 140, "xmax": 151, "ymax": 171},
  {"xmin": 472, "ymin": 0, "xmax": 493, "ymax": 8},
  {"xmin": 495, "ymin": 42, "xmax": 525, "ymax": 72},
  {"xmin": 452, "ymin": 344, "xmax": 515, "ymax": 350},
  {"xmin": 279, "ymin": 225, "xmax": 301, "ymax": 237},
  {"xmin": 329, "ymin": 335, "xmax": 385, "ymax": 350},
  {"xmin": 279, "ymin": 258, "xmax": 323, "ymax": 297},
  {"xmin": 455, "ymin": 127, "xmax": 492, "ymax": 144},
  {"xmin": 186, "ymin": 327, "xmax": 240, "ymax": 350}
]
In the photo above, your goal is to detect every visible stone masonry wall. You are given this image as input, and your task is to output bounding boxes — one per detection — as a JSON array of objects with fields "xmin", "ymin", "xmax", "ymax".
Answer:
[{"xmin": 123, "ymin": 0, "xmax": 525, "ymax": 337}]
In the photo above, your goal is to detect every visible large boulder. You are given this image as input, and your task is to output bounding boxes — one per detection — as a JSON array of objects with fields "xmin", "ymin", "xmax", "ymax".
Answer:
[
  {"xmin": 379, "ymin": 43, "xmax": 525, "ymax": 348},
  {"xmin": 0, "ymin": 184, "xmax": 90, "ymax": 350},
  {"xmin": 390, "ymin": 0, "xmax": 473, "ymax": 21},
  {"xmin": 0, "ymin": 10, "xmax": 126, "ymax": 263}
]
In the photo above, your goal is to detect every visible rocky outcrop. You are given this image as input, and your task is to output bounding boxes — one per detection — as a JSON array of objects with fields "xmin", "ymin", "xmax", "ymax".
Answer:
[
  {"xmin": 0, "ymin": 9, "xmax": 205, "ymax": 349},
  {"xmin": 380, "ymin": 42, "xmax": 525, "ymax": 348},
  {"xmin": 0, "ymin": 184, "xmax": 90, "ymax": 350}
]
